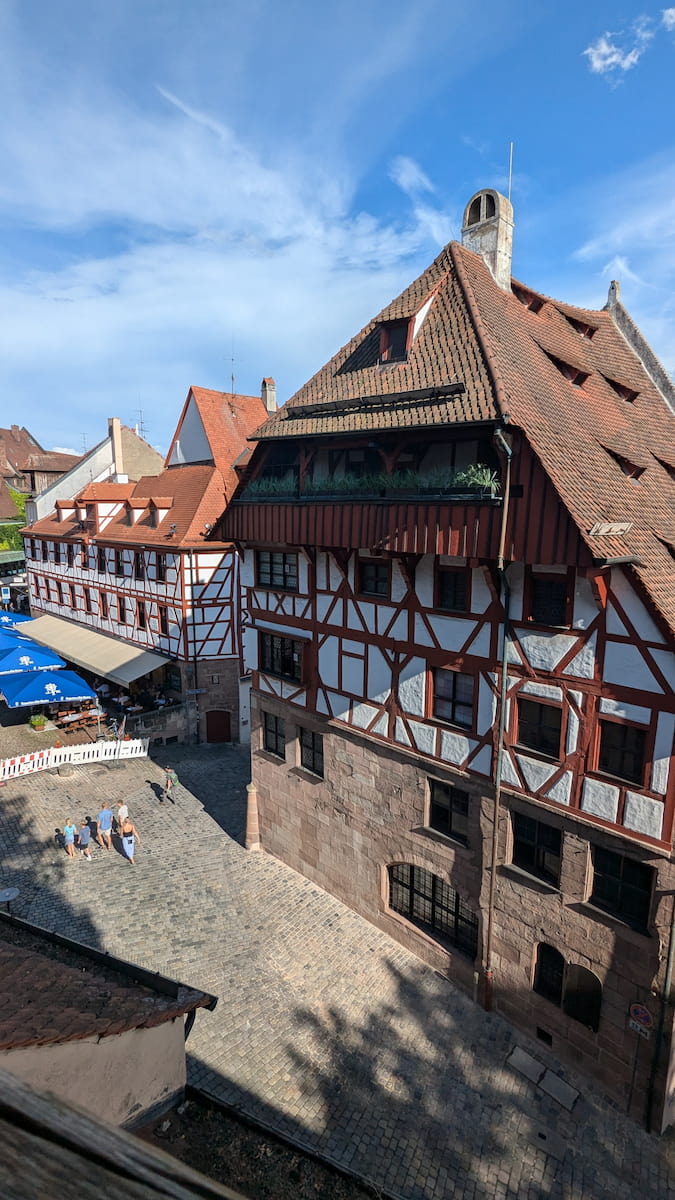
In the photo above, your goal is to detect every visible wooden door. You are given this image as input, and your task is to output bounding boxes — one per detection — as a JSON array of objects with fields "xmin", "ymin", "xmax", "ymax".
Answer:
[{"xmin": 206, "ymin": 709, "xmax": 231, "ymax": 743}]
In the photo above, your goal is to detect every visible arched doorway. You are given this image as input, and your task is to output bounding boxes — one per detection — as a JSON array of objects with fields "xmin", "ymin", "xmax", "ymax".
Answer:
[{"xmin": 206, "ymin": 709, "xmax": 231, "ymax": 743}]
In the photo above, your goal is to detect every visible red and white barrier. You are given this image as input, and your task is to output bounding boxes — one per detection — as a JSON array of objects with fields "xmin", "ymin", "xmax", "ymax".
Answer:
[{"xmin": 0, "ymin": 738, "xmax": 149, "ymax": 782}]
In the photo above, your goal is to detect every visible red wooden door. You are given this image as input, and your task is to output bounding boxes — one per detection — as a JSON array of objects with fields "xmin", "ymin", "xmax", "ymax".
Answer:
[{"xmin": 206, "ymin": 709, "xmax": 231, "ymax": 743}]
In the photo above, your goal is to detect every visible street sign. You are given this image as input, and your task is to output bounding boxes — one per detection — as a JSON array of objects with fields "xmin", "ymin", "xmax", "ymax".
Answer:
[
  {"xmin": 629, "ymin": 1002, "xmax": 654, "ymax": 1030},
  {"xmin": 629, "ymin": 1019, "xmax": 652, "ymax": 1040},
  {"xmin": 1, "ymin": 587, "xmax": 9, "ymax": 602}
]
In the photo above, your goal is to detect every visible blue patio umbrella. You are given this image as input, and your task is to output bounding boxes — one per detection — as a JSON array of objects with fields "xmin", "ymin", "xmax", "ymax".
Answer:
[
  {"xmin": 0, "ymin": 642, "xmax": 66, "ymax": 675},
  {"xmin": 0, "ymin": 613, "xmax": 32, "ymax": 629},
  {"xmin": 0, "ymin": 669, "xmax": 96, "ymax": 708},
  {"xmin": 0, "ymin": 630, "xmax": 34, "ymax": 653}
]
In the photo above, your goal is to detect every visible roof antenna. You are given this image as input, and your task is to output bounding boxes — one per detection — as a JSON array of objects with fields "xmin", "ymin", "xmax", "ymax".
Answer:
[
  {"xmin": 507, "ymin": 142, "xmax": 514, "ymax": 203},
  {"xmin": 135, "ymin": 408, "xmax": 148, "ymax": 440},
  {"xmin": 230, "ymin": 335, "xmax": 235, "ymax": 395}
]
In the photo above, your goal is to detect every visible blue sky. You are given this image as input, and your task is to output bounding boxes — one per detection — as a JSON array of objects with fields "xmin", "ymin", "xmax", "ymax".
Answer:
[{"xmin": 1, "ymin": 1, "xmax": 674, "ymax": 455}]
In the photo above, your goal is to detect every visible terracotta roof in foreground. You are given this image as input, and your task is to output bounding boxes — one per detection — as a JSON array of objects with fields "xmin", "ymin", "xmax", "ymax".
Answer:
[{"xmin": 0, "ymin": 915, "xmax": 216, "ymax": 1052}]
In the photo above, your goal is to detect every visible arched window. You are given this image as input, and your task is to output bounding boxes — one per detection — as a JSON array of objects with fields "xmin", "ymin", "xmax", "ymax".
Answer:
[
  {"xmin": 534, "ymin": 943, "xmax": 564, "ymax": 1005},
  {"xmin": 468, "ymin": 197, "xmax": 481, "ymax": 225},
  {"xmin": 563, "ymin": 965, "xmax": 602, "ymax": 1033},
  {"xmin": 387, "ymin": 864, "xmax": 479, "ymax": 959},
  {"xmin": 533, "ymin": 943, "xmax": 602, "ymax": 1032},
  {"xmin": 485, "ymin": 193, "xmax": 496, "ymax": 218}
]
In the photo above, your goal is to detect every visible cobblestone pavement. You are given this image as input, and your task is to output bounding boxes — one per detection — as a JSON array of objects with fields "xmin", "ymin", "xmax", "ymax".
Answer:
[{"xmin": 1, "ymin": 740, "xmax": 675, "ymax": 1200}]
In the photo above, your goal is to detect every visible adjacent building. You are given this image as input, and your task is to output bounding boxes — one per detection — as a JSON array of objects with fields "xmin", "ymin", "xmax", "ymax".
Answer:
[
  {"xmin": 220, "ymin": 190, "xmax": 675, "ymax": 1128},
  {"xmin": 23, "ymin": 387, "xmax": 270, "ymax": 743}
]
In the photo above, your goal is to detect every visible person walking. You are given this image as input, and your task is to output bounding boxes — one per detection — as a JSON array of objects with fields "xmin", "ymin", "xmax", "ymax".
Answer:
[
  {"xmin": 63, "ymin": 818, "xmax": 78, "ymax": 859},
  {"xmin": 120, "ymin": 816, "xmax": 141, "ymax": 865},
  {"xmin": 96, "ymin": 803, "xmax": 113, "ymax": 850},
  {"xmin": 162, "ymin": 767, "xmax": 179, "ymax": 805},
  {"xmin": 115, "ymin": 800, "xmax": 128, "ymax": 832},
  {"xmin": 76, "ymin": 819, "xmax": 92, "ymax": 860}
]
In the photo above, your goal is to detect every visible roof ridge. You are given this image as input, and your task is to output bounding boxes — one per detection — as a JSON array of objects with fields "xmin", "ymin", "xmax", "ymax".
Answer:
[{"xmin": 450, "ymin": 243, "xmax": 510, "ymax": 423}]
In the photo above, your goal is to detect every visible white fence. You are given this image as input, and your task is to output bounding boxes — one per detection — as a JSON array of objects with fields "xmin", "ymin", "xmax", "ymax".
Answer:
[{"xmin": 0, "ymin": 738, "xmax": 149, "ymax": 782}]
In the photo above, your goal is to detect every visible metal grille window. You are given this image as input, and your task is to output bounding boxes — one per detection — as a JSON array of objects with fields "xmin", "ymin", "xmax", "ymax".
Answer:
[
  {"xmin": 134, "ymin": 552, "xmax": 145, "ymax": 581},
  {"xmin": 256, "ymin": 551, "xmax": 298, "ymax": 591},
  {"xmin": 263, "ymin": 712, "xmax": 286, "ymax": 758},
  {"xmin": 433, "ymin": 669, "xmax": 474, "ymax": 728},
  {"xmin": 429, "ymin": 780, "xmax": 469, "ymax": 845},
  {"xmin": 590, "ymin": 847, "xmax": 653, "ymax": 931},
  {"xmin": 259, "ymin": 633, "xmax": 302, "ymax": 682},
  {"xmin": 156, "ymin": 554, "xmax": 167, "ymax": 583},
  {"xmin": 437, "ymin": 568, "xmax": 468, "ymax": 613},
  {"xmin": 530, "ymin": 577, "xmax": 568, "ymax": 625},
  {"xmin": 300, "ymin": 728, "xmax": 323, "ymax": 777},
  {"xmin": 358, "ymin": 559, "xmax": 389, "ymax": 597},
  {"xmin": 598, "ymin": 720, "xmax": 646, "ymax": 785},
  {"xmin": 517, "ymin": 698, "xmax": 562, "ymax": 758},
  {"xmin": 388, "ymin": 864, "xmax": 478, "ymax": 959},
  {"xmin": 512, "ymin": 813, "xmax": 561, "ymax": 886}
]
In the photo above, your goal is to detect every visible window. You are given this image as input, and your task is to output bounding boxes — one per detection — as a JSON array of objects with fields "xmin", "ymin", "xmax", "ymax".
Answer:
[
  {"xmin": 263, "ymin": 712, "xmax": 286, "ymax": 758},
  {"xmin": 137, "ymin": 600, "xmax": 146, "ymax": 630},
  {"xmin": 115, "ymin": 549, "xmax": 124, "ymax": 576},
  {"xmin": 66, "ymin": 543, "xmax": 74, "ymax": 568},
  {"xmin": 379, "ymin": 320, "xmax": 410, "ymax": 363},
  {"xmin": 259, "ymin": 633, "xmax": 302, "ymax": 682},
  {"xmin": 300, "ymin": 728, "xmax": 323, "ymax": 777},
  {"xmin": 53, "ymin": 542, "xmax": 61, "ymax": 564},
  {"xmin": 41, "ymin": 541, "xmax": 48, "ymax": 562},
  {"xmin": 437, "ymin": 567, "xmax": 468, "ymax": 613},
  {"xmin": 605, "ymin": 377, "xmax": 638, "ymax": 403},
  {"xmin": 69, "ymin": 584, "xmax": 77, "ymax": 609},
  {"xmin": 534, "ymin": 945, "xmax": 602, "ymax": 1032},
  {"xmin": 256, "ymin": 550, "xmax": 298, "ymax": 591},
  {"xmin": 156, "ymin": 553, "xmax": 166, "ymax": 582},
  {"xmin": 97, "ymin": 547, "xmax": 106, "ymax": 573},
  {"xmin": 590, "ymin": 846, "xmax": 653, "ymax": 931},
  {"xmin": 358, "ymin": 559, "xmax": 389, "ymax": 598},
  {"xmin": 432, "ymin": 669, "xmax": 474, "ymax": 728},
  {"xmin": 529, "ymin": 575, "xmax": 568, "ymax": 626},
  {"xmin": 512, "ymin": 813, "xmax": 561, "ymax": 886},
  {"xmin": 428, "ymin": 779, "xmax": 469, "ymax": 845},
  {"xmin": 84, "ymin": 587, "xmax": 92, "ymax": 614},
  {"xmin": 516, "ymin": 698, "xmax": 562, "ymax": 759},
  {"xmin": 56, "ymin": 581, "xmax": 64, "ymax": 605},
  {"xmin": 545, "ymin": 352, "xmax": 589, "ymax": 388},
  {"xmin": 30, "ymin": 538, "xmax": 36, "ymax": 559},
  {"xmin": 598, "ymin": 719, "xmax": 646, "ymax": 785},
  {"xmin": 159, "ymin": 605, "xmax": 169, "ymax": 636},
  {"xmin": 101, "ymin": 592, "xmax": 108, "ymax": 619},
  {"xmin": 513, "ymin": 284, "xmax": 544, "ymax": 314},
  {"xmin": 80, "ymin": 544, "xmax": 88, "ymax": 569},
  {"xmin": 388, "ymin": 864, "xmax": 479, "ymax": 958},
  {"xmin": 566, "ymin": 316, "xmax": 597, "ymax": 340},
  {"xmin": 134, "ymin": 552, "xmax": 145, "ymax": 581},
  {"xmin": 118, "ymin": 596, "xmax": 126, "ymax": 623}
]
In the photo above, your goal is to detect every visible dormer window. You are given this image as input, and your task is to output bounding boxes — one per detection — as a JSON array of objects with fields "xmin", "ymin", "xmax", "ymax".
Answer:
[
  {"xmin": 513, "ymin": 285, "xmax": 544, "ymax": 314},
  {"xmin": 379, "ymin": 320, "xmax": 410, "ymax": 364},
  {"xmin": 545, "ymin": 352, "xmax": 588, "ymax": 387},
  {"xmin": 566, "ymin": 315, "xmax": 597, "ymax": 340},
  {"xmin": 148, "ymin": 505, "xmax": 158, "ymax": 529},
  {"xmin": 605, "ymin": 377, "xmax": 638, "ymax": 403},
  {"xmin": 605, "ymin": 448, "xmax": 645, "ymax": 481}
]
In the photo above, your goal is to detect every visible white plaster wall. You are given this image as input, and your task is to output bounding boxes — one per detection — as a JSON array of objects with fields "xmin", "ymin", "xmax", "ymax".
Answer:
[
  {"xmin": 398, "ymin": 658, "xmax": 425, "ymax": 716},
  {"xmin": 426, "ymin": 614, "xmax": 476, "ymax": 651},
  {"xmin": 470, "ymin": 567, "xmax": 492, "ymax": 614},
  {"xmin": 572, "ymin": 575, "xmax": 599, "ymax": 629},
  {"xmin": 562, "ymin": 633, "xmax": 596, "ymax": 680},
  {"xmin": 168, "ymin": 396, "xmax": 212, "ymax": 465},
  {"xmin": 611, "ymin": 568, "xmax": 665, "ymax": 644},
  {"xmin": 367, "ymin": 645, "xmax": 391, "ymax": 703},
  {"xmin": 581, "ymin": 778, "xmax": 620, "ymax": 823},
  {"xmin": 603, "ymin": 642, "xmax": 664, "ymax": 694},
  {"xmin": 415, "ymin": 557, "xmax": 434, "ymax": 608},
  {"xmin": 652, "ymin": 712, "xmax": 675, "ymax": 795},
  {"xmin": 342, "ymin": 652, "xmax": 364, "ymax": 696},
  {"xmin": 599, "ymin": 697, "xmax": 650, "ymax": 723},
  {"xmin": 506, "ymin": 563, "xmax": 524, "ymax": 621},
  {"xmin": 2, "ymin": 1020, "xmax": 185, "ymax": 1127},
  {"xmin": 319, "ymin": 638, "xmax": 339, "ymax": 689},
  {"xmin": 239, "ymin": 675, "xmax": 251, "ymax": 744},
  {"xmin": 516, "ymin": 630, "xmax": 577, "ymax": 672}
]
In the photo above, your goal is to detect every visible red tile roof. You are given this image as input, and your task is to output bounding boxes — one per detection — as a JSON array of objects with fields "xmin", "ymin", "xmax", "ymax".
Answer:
[
  {"xmin": 247, "ymin": 239, "xmax": 675, "ymax": 636},
  {"xmin": 167, "ymin": 387, "xmax": 268, "ymax": 501},
  {"xmin": 0, "ymin": 919, "xmax": 215, "ymax": 1051}
]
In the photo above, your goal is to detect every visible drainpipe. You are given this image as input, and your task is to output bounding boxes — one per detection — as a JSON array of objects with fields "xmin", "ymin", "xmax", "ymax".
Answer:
[
  {"xmin": 484, "ymin": 425, "xmax": 512, "ymax": 1010},
  {"xmin": 646, "ymin": 893, "xmax": 675, "ymax": 1132},
  {"xmin": 188, "ymin": 550, "xmax": 200, "ymax": 745}
]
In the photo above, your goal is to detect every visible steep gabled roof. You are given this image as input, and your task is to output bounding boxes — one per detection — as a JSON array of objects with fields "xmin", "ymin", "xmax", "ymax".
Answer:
[
  {"xmin": 166, "ymin": 387, "xmax": 268, "ymax": 501},
  {"xmin": 247, "ymin": 234, "xmax": 675, "ymax": 636}
]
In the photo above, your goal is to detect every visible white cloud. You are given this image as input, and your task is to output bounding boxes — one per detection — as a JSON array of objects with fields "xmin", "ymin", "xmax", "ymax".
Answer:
[
  {"xmin": 52, "ymin": 447, "xmax": 80, "ymax": 455},
  {"xmin": 582, "ymin": 19, "xmax": 655, "ymax": 76},
  {"xmin": 389, "ymin": 156, "xmax": 434, "ymax": 196},
  {"xmin": 663, "ymin": 9, "xmax": 675, "ymax": 32}
]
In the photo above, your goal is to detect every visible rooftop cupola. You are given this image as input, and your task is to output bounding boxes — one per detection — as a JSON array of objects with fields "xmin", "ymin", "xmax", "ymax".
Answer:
[{"xmin": 461, "ymin": 188, "xmax": 514, "ymax": 292}]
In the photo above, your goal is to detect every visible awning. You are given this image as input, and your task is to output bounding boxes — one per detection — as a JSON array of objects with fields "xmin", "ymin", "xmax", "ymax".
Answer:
[{"xmin": 25, "ymin": 614, "xmax": 171, "ymax": 686}]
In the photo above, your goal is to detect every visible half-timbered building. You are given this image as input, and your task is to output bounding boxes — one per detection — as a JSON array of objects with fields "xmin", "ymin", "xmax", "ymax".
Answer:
[
  {"xmin": 219, "ymin": 189, "xmax": 675, "ymax": 1128},
  {"xmin": 24, "ymin": 386, "xmax": 268, "ymax": 743}
]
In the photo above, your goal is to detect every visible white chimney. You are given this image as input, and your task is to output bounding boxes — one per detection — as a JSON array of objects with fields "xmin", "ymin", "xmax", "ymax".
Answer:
[
  {"xmin": 461, "ymin": 189, "xmax": 514, "ymax": 292},
  {"xmin": 108, "ymin": 417, "xmax": 128, "ymax": 483},
  {"xmin": 261, "ymin": 378, "xmax": 277, "ymax": 413}
]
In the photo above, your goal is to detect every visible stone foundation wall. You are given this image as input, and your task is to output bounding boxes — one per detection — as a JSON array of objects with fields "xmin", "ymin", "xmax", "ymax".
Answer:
[{"xmin": 251, "ymin": 694, "xmax": 675, "ymax": 1124}]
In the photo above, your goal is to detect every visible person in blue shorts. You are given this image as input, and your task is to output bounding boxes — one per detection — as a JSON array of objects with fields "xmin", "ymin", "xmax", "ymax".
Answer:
[
  {"xmin": 63, "ymin": 818, "xmax": 77, "ymax": 859},
  {"xmin": 96, "ymin": 803, "xmax": 113, "ymax": 850}
]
